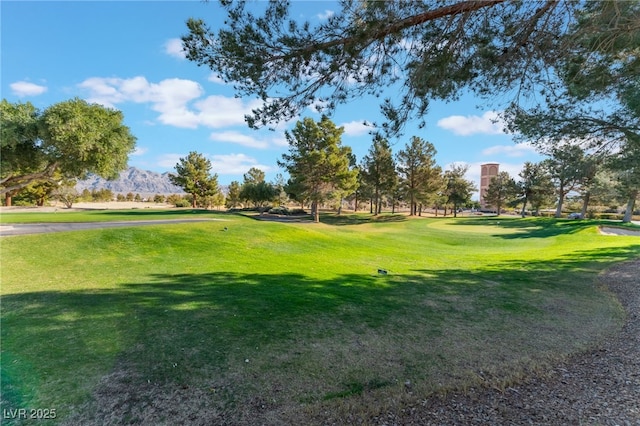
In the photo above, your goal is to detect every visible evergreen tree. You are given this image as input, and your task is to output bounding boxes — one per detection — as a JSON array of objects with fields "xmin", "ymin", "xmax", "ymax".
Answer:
[
  {"xmin": 444, "ymin": 164, "xmax": 476, "ymax": 217},
  {"xmin": 517, "ymin": 162, "xmax": 554, "ymax": 217},
  {"xmin": 278, "ymin": 116, "xmax": 358, "ymax": 222},
  {"xmin": 361, "ymin": 133, "xmax": 397, "ymax": 215},
  {"xmin": 169, "ymin": 151, "xmax": 219, "ymax": 208},
  {"xmin": 226, "ymin": 181, "xmax": 242, "ymax": 209},
  {"xmin": 396, "ymin": 136, "xmax": 439, "ymax": 216},
  {"xmin": 484, "ymin": 171, "xmax": 518, "ymax": 216}
]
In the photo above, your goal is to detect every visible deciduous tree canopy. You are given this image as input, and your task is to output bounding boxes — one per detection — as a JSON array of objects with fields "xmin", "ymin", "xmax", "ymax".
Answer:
[{"xmin": 1, "ymin": 98, "xmax": 136, "ymax": 200}]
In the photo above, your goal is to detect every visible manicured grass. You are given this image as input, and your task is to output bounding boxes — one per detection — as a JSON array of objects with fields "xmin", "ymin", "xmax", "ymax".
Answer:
[
  {"xmin": 0, "ymin": 208, "xmax": 218, "ymax": 224},
  {"xmin": 1, "ymin": 213, "xmax": 639, "ymax": 424}
]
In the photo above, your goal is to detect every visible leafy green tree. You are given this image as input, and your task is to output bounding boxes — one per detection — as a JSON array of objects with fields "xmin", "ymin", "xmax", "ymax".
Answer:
[
  {"xmin": 284, "ymin": 177, "xmax": 308, "ymax": 210},
  {"xmin": 1, "ymin": 99, "xmax": 136, "ymax": 203},
  {"xmin": 608, "ymin": 143, "xmax": 640, "ymax": 223},
  {"xmin": 361, "ymin": 133, "xmax": 397, "ymax": 215},
  {"xmin": 240, "ymin": 181, "xmax": 277, "ymax": 209},
  {"xmin": 243, "ymin": 167, "xmax": 266, "ymax": 185},
  {"xmin": 166, "ymin": 194, "xmax": 184, "ymax": 207},
  {"xmin": 278, "ymin": 116, "xmax": 358, "ymax": 222},
  {"xmin": 225, "ymin": 181, "xmax": 242, "ymax": 209},
  {"xmin": 169, "ymin": 152, "xmax": 219, "ymax": 208},
  {"xmin": 444, "ymin": 164, "xmax": 476, "ymax": 217},
  {"xmin": 396, "ymin": 136, "xmax": 439, "ymax": 216},
  {"xmin": 153, "ymin": 194, "xmax": 166, "ymax": 203},
  {"xmin": 53, "ymin": 180, "xmax": 80, "ymax": 209},
  {"xmin": 239, "ymin": 167, "xmax": 276, "ymax": 209},
  {"xmin": 543, "ymin": 145, "xmax": 588, "ymax": 218},
  {"xmin": 484, "ymin": 171, "xmax": 518, "ymax": 216},
  {"xmin": 575, "ymin": 155, "xmax": 605, "ymax": 218},
  {"xmin": 517, "ymin": 162, "xmax": 554, "ymax": 217},
  {"xmin": 272, "ymin": 174, "xmax": 290, "ymax": 206},
  {"xmin": 13, "ymin": 179, "xmax": 57, "ymax": 207},
  {"xmin": 350, "ymin": 165, "xmax": 373, "ymax": 212},
  {"xmin": 80, "ymin": 189, "xmax": 92, "ymax": 202}
]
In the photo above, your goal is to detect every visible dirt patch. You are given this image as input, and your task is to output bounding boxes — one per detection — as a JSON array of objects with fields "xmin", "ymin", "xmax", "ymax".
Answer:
[
  {"xmin": 0, "ymin": 201, "xmax": 174, "ymax": 213},
  {"xmin": 599, "ymin": 226, "xmax": 640, "ymax": 236},
  {"xmin": 376, "ymin": 258, "xmax": 640, "ymax": 425}
]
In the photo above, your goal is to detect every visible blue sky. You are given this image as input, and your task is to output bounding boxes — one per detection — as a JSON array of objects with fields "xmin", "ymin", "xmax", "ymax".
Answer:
[{"xmin": 2, "ymin": 1, "xmax": 543, "ymax": 198}]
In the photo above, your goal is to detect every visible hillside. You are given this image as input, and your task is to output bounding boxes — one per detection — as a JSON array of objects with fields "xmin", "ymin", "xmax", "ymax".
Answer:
[{"xmin": 76, "ymin": 167, "xmax": 185, "ymax": 197}]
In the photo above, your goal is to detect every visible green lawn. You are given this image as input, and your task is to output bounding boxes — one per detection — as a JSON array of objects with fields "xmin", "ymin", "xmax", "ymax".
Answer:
[{"xmin": 1, "ymin": 211, "xmax": 639, "ymax": 424}]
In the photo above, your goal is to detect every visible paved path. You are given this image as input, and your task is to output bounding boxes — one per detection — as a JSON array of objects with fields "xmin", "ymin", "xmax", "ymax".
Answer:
[{"xmin": 0, "ymin": 219, "xmax": 222, "ymax": 236}]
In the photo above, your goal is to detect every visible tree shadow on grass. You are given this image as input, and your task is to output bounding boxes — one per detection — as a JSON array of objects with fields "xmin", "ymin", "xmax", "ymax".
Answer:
[
  {"xmin": 97, "ymin": 209, "xmax": 226, "ymax": 218},
  {"xmin": 2, "ymin": 244, "xmax": 639, "ymax": 424},
  {"xmin": 320, "ymin": 213, "xmax": 407, "ymax": 226},
  {"xmin": 446, "ymin": 217, "xmax": 638, "ymax": 239}
]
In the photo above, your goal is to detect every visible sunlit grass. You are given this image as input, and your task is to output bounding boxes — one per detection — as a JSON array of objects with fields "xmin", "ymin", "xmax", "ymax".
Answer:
[{"xmin": 1, "ymin": 213, "xmax": 639, "ymax": 423}]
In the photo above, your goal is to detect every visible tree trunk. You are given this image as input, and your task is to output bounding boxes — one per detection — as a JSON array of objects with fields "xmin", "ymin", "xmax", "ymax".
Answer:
[
  {"xmin": 5, "ymin": 193, "xmax": 12, "ymax": 207},
  {"xmin": 555, "ymin": 187, "xmax": 565, "ymax": 218},
  {"xmin": 520, "ymin": 198, "xmax": 528, "ymax": 217},
  {"xmin": 374, "ymin": 188, "xmax": 380, "ymax": 215},
  {"xmin": 192, "ymin": 193, "xmax": 197, "ymax": 208},
  {"xmin": 581, "ymin": 191, "xmax": 591, "ymax": 219},
  {"xmin": 622, "ymin": 192, "xmax": 637, "ymax": 223},
  {"xmin": 312, "ymin": 200, "xmax": 319, "ymax": 222}
]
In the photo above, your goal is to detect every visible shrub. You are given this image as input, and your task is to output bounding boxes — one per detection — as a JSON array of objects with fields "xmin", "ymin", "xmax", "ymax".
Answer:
[{"xmin": 268, "ymin": 206, "xmax": 289, "ymax": 215}]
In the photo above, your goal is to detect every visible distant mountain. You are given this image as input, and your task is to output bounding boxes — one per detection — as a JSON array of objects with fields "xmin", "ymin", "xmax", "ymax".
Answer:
[{"xmin": 76, "ymin": 167, "xmax": 185, "ymax": 197}]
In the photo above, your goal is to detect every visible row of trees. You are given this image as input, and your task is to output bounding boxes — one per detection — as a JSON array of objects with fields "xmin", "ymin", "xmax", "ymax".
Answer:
[
  {"xmin": 170, "ymin": 114, "xmax": 637, "ymax": 223},
  {"xmin": 169, "ymin": 117, "xmax": 478, "ymax": 222},
  {"xmin": 181, "ymin": 0, "xmax": 639, "ymax": 222},
  {"xmin": 484, "ymin": 146, "xmax": 639, "ymax": 222}
]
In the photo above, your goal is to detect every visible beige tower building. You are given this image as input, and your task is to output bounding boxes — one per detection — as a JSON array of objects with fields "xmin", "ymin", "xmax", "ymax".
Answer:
[{"xmin": 480, "ymin": 163, "xmax": 499, "ymax": 209}]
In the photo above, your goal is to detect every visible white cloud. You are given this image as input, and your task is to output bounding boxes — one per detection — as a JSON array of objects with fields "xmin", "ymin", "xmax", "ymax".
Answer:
[
  {"xmin": 78, "ymin": 76, "xmax": 263, "ymax": 129},
  {"xmin": 10, "ymin": 81, "xmax": 48, "ymax": 96},
  {"xmin": 158, "ymin": 152, "xmax": 272, "ymax": 176},
  {"xmin": 192, "ymin": 95, "xmax": 263, "ymax": 128},
  {"xmin": 272, "ymin": 134, "xmax": 289, "ymax": 147},
  {"xmin": 437, "ymin": 111, "xmax": 506, "ymax": 136},
  {"xmin": 317, "ymin": 10, "xmax": 334, "ymax": 20},
  {"xmin": 156, "ymin": 153, "xmax": 183, "ymax": 169},
  {"xmin": 132, "ymin": 147, "xmax": 148, "ymax": 156},
  {"xmin": 210, "ymin": 153, "xmax": 272, "ymax": 175},
  {"xmin": 207, "ymin": 73, "xmax": 226, "ymax": 85},
  {"xmin": 341, "ymin": 120, "xmax": 371, "ymax": 136},
  {"xmin": 164, "ymin": 38, "xmax": 186, "ymax": 60},
  {"xmin": 209, "ymin": 131, "xmax": 270, "ymax": 149},
  {"xmin": 481, "ymin": 143, "xmax": 537, "ymax": 158},
  {"xmin": 79, "ymin": 76, "xmax": 203, "ymax": 113}
]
